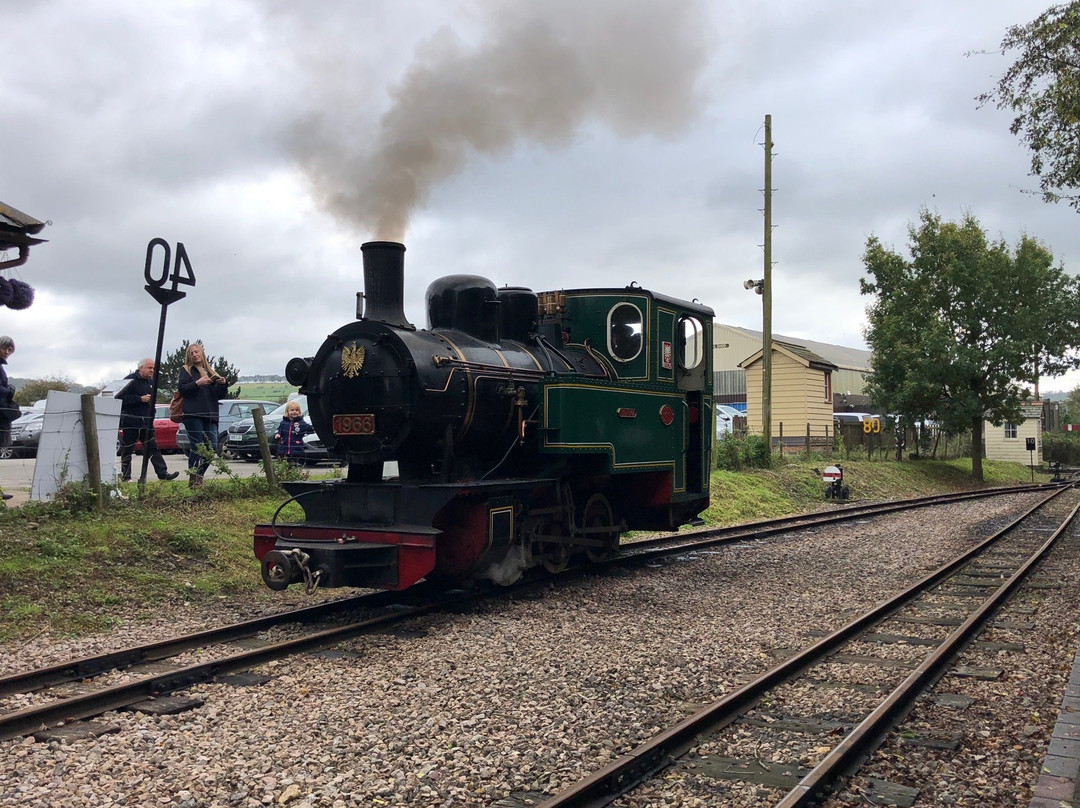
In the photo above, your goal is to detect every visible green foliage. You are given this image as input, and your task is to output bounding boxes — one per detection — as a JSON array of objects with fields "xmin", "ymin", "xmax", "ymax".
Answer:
[
  {"xmin": 714, "ymin": 432, "xmax": 772, "ymax": 470},
  {"xmin": 861, "ymin": 210, "xmax": 1080, "ymax": 479},
  {"xmin": 167, "ymin": 528, "xmax": 216, "ymax": 555},
  {"xmin": 155, "ymin": 340, "xmax": 241, "ymax": 401},
  {"xmin": 14, "ymin": 376, "xmax": 74, "ymax": 407},
  {"xmin": 1061, "ymin": 386, "xmax": 1080, "ymax": 425},
  {"xmin": 34, "ymin": 535, "xmax": 85, "ymax": 560},
  {"xmin": 0, "ymin": 467, "xmax": 346, "ymax": 640},
  {"xmin": 1043, "ymin": 431, "xmax": 1080, "ymax": 465},
  {"xmin": 977, "ymin": 2, "xmax": 1080, "ymax": 212}
]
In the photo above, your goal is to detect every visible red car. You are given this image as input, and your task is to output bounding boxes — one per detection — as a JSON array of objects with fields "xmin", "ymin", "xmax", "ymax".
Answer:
[
  {"xmin": 149, "ymin": 404, "xmax": 181, "ymax": 452},
  {"xmin": 118, "ymin": 404, "xmax": 181, "ymax": 454}
]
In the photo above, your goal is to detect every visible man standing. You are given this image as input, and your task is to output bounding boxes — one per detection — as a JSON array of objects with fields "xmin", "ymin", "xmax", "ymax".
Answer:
[
  {"xmin": 0, "ymin": 336, "xmax": 17, "ymax": 500},
  {"xmin": 116, "ymin": 358, "xmax": 179, "ymax": 483}
]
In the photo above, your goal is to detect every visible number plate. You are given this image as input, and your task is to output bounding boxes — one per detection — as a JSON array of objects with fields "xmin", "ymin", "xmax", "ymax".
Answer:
[
  {"xmin": 228, "ymin": 434, "xmax": 244, "ymax": 443},
  {"xmin": 333, "ymin": 414, "xmax": 376, "ymax": 435}
]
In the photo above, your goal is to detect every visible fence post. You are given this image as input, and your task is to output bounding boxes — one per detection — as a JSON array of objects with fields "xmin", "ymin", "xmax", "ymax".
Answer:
[
  {"xmin": 778, "ymin": 422, "xmax": 784, "ymax": 456},
  {"xmin": 80, "ymin": 393, "xmax": 103, "ymax": 510},
  {"xmin": 252, "ymin": 407, "xmax": 277, "ymax": 487},
  {"xmin": 805, "ymin": 423, "xmax": 811, "ymax": 455}
]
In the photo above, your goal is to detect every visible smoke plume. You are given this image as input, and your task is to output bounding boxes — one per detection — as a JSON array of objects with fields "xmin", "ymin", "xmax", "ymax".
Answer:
[{"xmin": 290, "ymin": 0, "xmax": 710, "ymax": 241}]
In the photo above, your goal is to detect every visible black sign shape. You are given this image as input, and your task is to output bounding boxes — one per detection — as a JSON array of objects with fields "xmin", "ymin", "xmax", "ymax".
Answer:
[
  {"xmin": 144, "ymin": 239, "xmax": 196, "ymax": 305},
  {"xmin": 136, "ymin": 238, "xmax": 195, "ymax": 488}
]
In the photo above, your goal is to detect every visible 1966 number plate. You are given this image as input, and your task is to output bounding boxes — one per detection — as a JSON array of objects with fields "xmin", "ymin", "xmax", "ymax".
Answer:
[{"xmin": 333, "ymin": 414, "xmax": 375, "ymax": 435}]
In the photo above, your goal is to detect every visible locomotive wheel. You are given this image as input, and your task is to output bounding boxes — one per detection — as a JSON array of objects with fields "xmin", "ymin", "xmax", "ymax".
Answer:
[
  {"xmin": 582, "ymin": 493, "xmax": 619, "ymax": 563},
  {"xmin": 536, "ymin": 518, "xmax": 570, "ymax": 574}
]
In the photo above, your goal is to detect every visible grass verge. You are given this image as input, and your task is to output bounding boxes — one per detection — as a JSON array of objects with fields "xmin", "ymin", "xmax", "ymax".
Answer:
[{"xmin": 0, "ymin": 456, "xmax": 1052, "ymax": 642}]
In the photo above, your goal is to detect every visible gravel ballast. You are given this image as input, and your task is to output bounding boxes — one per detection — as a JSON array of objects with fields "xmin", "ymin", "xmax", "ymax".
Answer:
[{"xmin": 1, "ymin": 491, "xmax": 1076, "ymax": 807}]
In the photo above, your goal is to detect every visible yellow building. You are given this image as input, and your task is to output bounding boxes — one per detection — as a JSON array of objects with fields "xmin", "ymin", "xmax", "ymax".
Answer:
[
  {"xmin": 983, "ymin": 403, "xmax": 1042, "ymax": 466},
  {"xmin": 739, "ymin": 340, "xmax": 837, "ymax": 451},
  {"xmin": 713, "ymin": 324, "xmax": 871, "ymax": 412}
]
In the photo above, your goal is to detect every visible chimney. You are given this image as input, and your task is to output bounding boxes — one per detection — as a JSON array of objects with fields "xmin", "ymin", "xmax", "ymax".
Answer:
[{"xmin": 360, "ymin": 241, "xmax": 414, "ymax": 329}]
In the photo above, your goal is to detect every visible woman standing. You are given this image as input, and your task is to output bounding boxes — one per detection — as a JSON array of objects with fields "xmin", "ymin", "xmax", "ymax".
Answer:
[{"xmin": 177, "ymin": 342, "xmax": 227, "ymax": 488}]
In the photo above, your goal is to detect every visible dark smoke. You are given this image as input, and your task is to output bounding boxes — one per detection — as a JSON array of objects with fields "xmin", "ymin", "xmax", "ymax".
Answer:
[{"xmin": 290, "ymin": 0, "xmax": 710, "ymax": 241}]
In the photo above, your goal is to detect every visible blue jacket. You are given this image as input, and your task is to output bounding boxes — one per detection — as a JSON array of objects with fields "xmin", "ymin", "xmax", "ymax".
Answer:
[{"xmin": 275, "ymin": 416, "xmax": 313, "ymax": 457}]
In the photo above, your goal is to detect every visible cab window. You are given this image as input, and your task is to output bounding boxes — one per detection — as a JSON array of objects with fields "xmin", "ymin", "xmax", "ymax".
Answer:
[
  {"xmin": 608, "ymin": 303, "xmax": 643, "ymax": 362},
  {"xmin": 679, "ymin": 315, "xmax": 704, "ymax": 369}
]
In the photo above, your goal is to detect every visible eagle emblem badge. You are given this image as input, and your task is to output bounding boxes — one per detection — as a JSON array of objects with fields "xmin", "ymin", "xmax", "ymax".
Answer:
[{"xmin": 341, "ymin": 343, "xmax": 366, "ymax": 378}]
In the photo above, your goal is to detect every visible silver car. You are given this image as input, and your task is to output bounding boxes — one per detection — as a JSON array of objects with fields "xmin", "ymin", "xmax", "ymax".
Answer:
[
  {"xmin": 225, "ymin": 396, "xmax": 308, "ymax": 460},
  {"xmin": 177, "ymin": 399, "xmax": 278, "ymax": 454},
  {"xmin": 3, "ymin": 410, "xmax": 45, "ymax": 459}
]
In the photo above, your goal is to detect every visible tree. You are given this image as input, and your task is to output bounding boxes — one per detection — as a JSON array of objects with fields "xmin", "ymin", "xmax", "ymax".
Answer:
[
  {"xmin": 1062, "ymin": 385, "xmax": 1080, "ymax": 424},
  {"xmin": 14, "ymin": 376, "xmax": 74, "ymax": 407},
  {"xmin": 154, "ymin": 340, "xmax": 240, "ymax": 401},
  {"xmin": 977, "ymin": 2, "xmax": 1080, "ymax": 211},
  {"xmin": 860, "ymin": 210, "xmax": 1080, "ymax": 480}
]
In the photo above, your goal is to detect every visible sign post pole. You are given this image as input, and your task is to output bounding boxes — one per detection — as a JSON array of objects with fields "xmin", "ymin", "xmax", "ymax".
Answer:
[{"xmin": 137, "ymin": 239, "xmax": 195, "ymax": 492}]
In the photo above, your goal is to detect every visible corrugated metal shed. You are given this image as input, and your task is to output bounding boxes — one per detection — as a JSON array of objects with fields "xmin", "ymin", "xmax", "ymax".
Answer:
[
  {"xmin": 714, "ymin": 323, "xmax": 872, "ymax": 408},
  {"xmin": 715, "ymin": 323, "xmax": 870, "ymax": 372}
]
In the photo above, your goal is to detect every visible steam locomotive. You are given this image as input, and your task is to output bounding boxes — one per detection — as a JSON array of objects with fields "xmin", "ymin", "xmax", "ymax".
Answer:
[{"xmin": 254, "ymin": 241, "xmax": 714, "ymax": 592}]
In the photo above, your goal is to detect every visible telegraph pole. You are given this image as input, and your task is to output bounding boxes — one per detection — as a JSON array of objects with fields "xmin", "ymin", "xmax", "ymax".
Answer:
[{"xmin": 762, "ymin": 114, "xmax": 774, "ymax": 460}]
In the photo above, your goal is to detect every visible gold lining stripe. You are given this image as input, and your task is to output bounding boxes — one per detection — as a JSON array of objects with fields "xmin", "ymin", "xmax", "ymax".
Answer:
[{"xmin": 438, "ymin": 334, "xmax": 475, "ymax": 437}]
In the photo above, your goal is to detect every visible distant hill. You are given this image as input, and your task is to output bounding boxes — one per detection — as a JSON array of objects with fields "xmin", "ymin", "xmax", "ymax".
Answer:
[
  {"xmin": 10, "ymin": 378, "xmax": 95, "ymax": 394},
  {"xmin": 9, "ymin": 375, "xmax": 287, "ymax": 394}
]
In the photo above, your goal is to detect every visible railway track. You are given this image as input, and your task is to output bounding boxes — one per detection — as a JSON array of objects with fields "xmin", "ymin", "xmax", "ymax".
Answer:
[
  {"xmin": 0, "ymin": 482, "xmax": 1063, "ymax": 746},
  {"xmin": 537, "ymin": 485, "xmax": 1079, "ymax": 807}
]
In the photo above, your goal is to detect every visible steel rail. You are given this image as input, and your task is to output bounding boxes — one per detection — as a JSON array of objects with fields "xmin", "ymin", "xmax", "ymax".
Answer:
[
  {"xmin": 0, "ymin": 588, "xmax": 430, "ymax": 697},
  {"xmin": 538, "ymin": 486, "xmax": 1073, "ymax": 808},
  {"xmin": 778, "ymin": 496, "xmax": 1080, "ymax": 807},
  {"xmin": 0, "ymin": 586, "xmax": 497, "ymax": 742},
  {"xmin": 1, "ymin": 482, "xmax": 1065, "ymax": 699},
  {"xmin": 626, "ymin": 480, "xmax": 1070, "ymax": 554}
]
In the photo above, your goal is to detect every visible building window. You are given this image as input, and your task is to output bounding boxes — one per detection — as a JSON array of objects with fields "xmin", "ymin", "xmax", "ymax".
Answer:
[
  {"xmin": 824, "ymin": 371, "xmax": 832, "ymax": 403},
  {"xmin": 1004, "ymin": 422, "xmax": 1017, "ymax": 439}
]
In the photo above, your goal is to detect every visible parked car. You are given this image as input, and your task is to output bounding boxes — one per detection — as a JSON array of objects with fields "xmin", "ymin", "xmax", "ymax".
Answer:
[
  {"xmin": 301, "ymin": 432, "xmax": 342, "ymax": 466},
  {"xmin": 115, "ymin": 403, "xmax": 183, "ymax": 455},
  {"xmin": 4, "ymin": 410, "xmax": 45, "ymax": 458},
  {"xmin": 225, "ymin": 396, "xmax": 307, "ymax": 460},
  {"xmin": 177, "ymin": 399, "xmax": 278, "ymax": 455},
  {"xmin": 150, "ymin": 404, "xmax": 182, "ymax": 452},
  {"xmin": 715, "ymin": 404, "xmax": 744, "ymax": 438},
  {"xmin": 143, "ymin": 404, "xmax": 182, "ymax": 452},
  {"xmin": 833, "ymin": 411, "xmax": 873, "ymax": 426}
]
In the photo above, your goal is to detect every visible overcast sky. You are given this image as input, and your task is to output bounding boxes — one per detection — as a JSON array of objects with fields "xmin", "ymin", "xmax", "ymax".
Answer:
[{"xmin": 2, "ymin": 0, "xmax": 1077, "ymax": 393}]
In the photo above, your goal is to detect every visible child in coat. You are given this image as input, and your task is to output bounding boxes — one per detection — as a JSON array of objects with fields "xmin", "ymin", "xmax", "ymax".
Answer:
[{"xmin": 274, "ymin": 400, "xmax": 313, "ymax": 462}]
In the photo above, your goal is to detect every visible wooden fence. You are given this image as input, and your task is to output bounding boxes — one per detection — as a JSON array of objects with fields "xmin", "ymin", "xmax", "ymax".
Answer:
[{"xmin": 725, "ymin": 418, "xmax": 960, "ymax": 460}]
